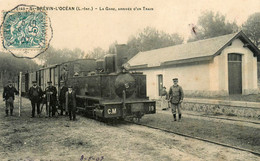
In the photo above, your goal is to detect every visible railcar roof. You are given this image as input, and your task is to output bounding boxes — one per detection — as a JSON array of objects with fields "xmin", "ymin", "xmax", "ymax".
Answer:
[{"xmin": 38, "ymin": 59, "xmax": 97, "ymax": 70}]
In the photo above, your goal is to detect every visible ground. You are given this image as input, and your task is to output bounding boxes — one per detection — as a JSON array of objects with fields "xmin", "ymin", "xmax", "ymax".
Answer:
[
  {"xmin": 141, "ymin": 110, "xmax": 260, "ymax": 152},
  {"xmin": 0, "ymin": 98, "xmax": 259, "ymax": 161}
]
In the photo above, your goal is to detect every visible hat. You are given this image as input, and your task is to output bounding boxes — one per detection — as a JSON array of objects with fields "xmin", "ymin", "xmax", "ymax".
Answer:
[
  {"xmin": 172, "ymin": 78, "xmax": 178, "ymax": 81},
  {"xmin": 68, "ymin": 85, "xmax": 73, "ymax": 88},
  {"xmin": 47, "ymin": 81, "xmax": 52, "ymax": 83},
  {"xmin": 32, "ymin": 80, "xmax": 37, "ymax": 83},
  {"xmin": 8, "ymin": 80, "xmax": 12, "ymax": 83}
]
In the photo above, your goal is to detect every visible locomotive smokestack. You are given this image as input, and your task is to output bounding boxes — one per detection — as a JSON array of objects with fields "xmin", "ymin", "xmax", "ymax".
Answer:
[
  {"xmin": 104, "ymin": 44, "xmax": 128, "ymax": 74},
  {"xmin": 96, "ymin": 59, "xmax": 105, "ymax": 72},
  {"xmin": 115, "ymin": 44, "xmax": 128, "ymax": 72},
  {"xmin": 104, "ymin": 54, "xmax": 116, "ymax": 73}
]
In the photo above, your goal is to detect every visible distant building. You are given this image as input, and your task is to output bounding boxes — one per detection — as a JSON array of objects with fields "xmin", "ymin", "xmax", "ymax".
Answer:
[{"xmin": 128, "ymin": 31, "xmax": 260, "ymax": 99}]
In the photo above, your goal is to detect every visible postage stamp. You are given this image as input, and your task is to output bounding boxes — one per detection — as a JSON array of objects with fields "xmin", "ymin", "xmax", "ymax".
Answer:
[
  {"xmin": 0, "ymin": 4, "xmax": 53, "ymax": 58},
  {"xmin": 3, "ymin": 11, "xmax": 46, "ymax": 49}
]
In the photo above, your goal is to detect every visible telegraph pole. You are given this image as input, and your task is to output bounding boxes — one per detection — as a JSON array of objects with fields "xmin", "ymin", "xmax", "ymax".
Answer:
[{"xmin": 19, "ymin": 72, "xmax": 22, "ymax": 117}]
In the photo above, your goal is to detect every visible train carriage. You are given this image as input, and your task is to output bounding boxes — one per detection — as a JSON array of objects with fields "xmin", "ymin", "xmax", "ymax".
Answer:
[{"xmin": 39, "ymin": 64, "xmax": 59, "ymax": 90}]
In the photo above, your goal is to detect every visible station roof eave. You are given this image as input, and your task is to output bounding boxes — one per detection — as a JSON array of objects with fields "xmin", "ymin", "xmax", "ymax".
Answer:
[
  {"xmin": 128, "ymin": 31, "xmax": 260, "ymax": 70},
  {"xmin": 129, "ymin": 56, "xmax": 214, "ymax": 70},
  {"xmin": 213, "ymin": 31, "xmax": 260, "ymax": 57}
]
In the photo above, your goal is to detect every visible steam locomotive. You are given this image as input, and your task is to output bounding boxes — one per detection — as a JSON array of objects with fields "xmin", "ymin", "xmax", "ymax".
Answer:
[{"xmin": 19, "ymin": 45, "xmax": 156, "ymax": 120}]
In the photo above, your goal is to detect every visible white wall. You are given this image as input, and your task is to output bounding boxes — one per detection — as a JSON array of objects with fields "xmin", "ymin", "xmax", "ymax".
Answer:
[{"xmin": 141, "ymin": 62, "xmax": 211, "ymax": 99}]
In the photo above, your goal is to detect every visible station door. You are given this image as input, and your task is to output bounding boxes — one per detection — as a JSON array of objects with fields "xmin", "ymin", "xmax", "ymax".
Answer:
[
  {"xmin": 158, "ymin": 74, "xmax": 163, "ymax": 96},
  {"xmin": 228, "ymin": 53, "xmax": 242, "ymax": 94}
]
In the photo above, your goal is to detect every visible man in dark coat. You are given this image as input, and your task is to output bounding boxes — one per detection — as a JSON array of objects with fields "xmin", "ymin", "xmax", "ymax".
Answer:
[
  {"xmin": 2, "ymin": 80, "xmax": 18, "ymax": 116},
  {"xmin": 66, "ymin": 86, "xmax": 77, "ymax": 121},
  {"xmin": 28, "ymin": 81, "xmax": 43, "ymax": 118},
  {"xmin": 59, "ymin": 80, "xmax": 68, "ymax": 116},
  {"xmin": 168, "ymin": 78, "xmax": 184, "ymax": 121},
  {"xmin": 44, "ymin": 81, "xmax": 57, "ymax": 117}
]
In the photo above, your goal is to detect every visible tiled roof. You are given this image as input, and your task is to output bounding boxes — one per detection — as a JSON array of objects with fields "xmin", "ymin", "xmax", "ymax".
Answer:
[{"xmin": 128, "ymin": 31, "xmax": 258, "ymax": 68}]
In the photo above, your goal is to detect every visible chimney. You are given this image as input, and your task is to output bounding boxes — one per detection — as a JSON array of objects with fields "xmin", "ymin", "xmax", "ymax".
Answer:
[{"xmin": 115, "ymin": 44, "xmax": 128, "ymax": 72}]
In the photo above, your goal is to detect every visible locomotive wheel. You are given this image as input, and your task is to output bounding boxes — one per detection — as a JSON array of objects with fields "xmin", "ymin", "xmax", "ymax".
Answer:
[
  {"xmin": 133, "ymin": 117, "xmax": 141, "ymax": 123},
  {"xmin": 92, "ymin": 109, "xmax": 98, "ymax": 120},
  {"xmin": 94, "ymin": 112, "xmax": 96, "ymax": 119},
  {"xmin": 118, "ymin": 117, "xmax": 125, "ymax": 121}
]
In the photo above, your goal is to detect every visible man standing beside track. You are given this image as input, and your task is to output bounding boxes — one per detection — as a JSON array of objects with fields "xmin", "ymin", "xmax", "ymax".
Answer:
[
  {"xmin": 44, "ymin": 81, "xmax": 57, "ymax": 117},
  {"xmin": 59, "ymin": 80, "xmax": 68, "ymax": 116},
  {"xmin": 65, "ymin": 85, "xmax": 77, "ymax": 121},
  {"xmin": 168, "ymin": 78, "xmax": 184, "ymax": 121},
  {"xmin": 28, "ymin": 80, "xmax": 43, "ymax": 118},
  {"xmin": 2, "ymin": 80, "xmax": 18, "ymax": 117}
]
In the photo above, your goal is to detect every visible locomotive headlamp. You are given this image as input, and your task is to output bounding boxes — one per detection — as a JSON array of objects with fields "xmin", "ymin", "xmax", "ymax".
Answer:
[{"xmin": 122, "ymin": 63, "xmax": 130, "ymax": 71}]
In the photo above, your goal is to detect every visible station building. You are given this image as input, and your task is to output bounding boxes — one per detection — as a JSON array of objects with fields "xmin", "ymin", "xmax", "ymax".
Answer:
[{"xmin": 128, "ymin": 31, "xmax": 260, "ymax": 99}]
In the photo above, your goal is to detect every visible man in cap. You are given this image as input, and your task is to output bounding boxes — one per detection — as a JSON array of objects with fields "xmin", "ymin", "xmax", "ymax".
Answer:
[
  {"xmin": 28, "ymin": 80, "xmax": 43, "ymax": 118},
  {"xmin": 168, "ymin": 78, "xmax": 184, "ymax": 121},
  {"xmin": 58, "ymin": 80, "xmax": 68, "ymax": 116},
  {"xmin": 2, "ymin": 80, "xmax": 18, "ymax": 116},
  {"xmin": 65, "ymin": 85, "xmax": 77, "ymax": 121},
  {"xmin": 44, "ymin": 81, "xmax": 57, "ymax": 117}
]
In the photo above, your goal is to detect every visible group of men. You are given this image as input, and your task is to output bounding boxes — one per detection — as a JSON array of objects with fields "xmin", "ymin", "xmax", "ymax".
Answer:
[
  {"xmin": 162, "ymin": 78, "xmax": 184, "ymax": 122},
  {"xmin": 2, "ymin": 80, "xmax": 77, "ymax": 121},
  {"xmin": 3, "ymin": 77, "xmax": 183, "ymax": 122}
]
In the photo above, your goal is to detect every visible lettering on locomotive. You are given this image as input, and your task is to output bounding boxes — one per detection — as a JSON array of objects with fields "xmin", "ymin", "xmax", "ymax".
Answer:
[{"xmin": 107, "ymin": 108, "xmax": 117, "ymax": 115}]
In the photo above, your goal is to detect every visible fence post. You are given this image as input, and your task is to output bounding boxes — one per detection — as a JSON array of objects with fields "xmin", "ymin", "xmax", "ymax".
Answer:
[{"xmin": 19, "ymin": 72, "xmax": 22, "ymax": 117}]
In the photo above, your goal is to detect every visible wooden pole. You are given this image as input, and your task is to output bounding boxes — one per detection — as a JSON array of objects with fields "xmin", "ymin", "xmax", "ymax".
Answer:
[{"xmin": 19, "ymin": 72, "xmax": 22, "ymax": 117}]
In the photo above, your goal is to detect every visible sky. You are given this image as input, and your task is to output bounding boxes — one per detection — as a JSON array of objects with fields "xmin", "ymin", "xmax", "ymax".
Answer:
[{"xmin": 0, "ymin": 0, "xmax": 259, "ymax": 57}]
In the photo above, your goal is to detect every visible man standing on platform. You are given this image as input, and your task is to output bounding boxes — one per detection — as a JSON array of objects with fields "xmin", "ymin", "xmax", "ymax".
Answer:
[
  {"xmin": 28, "ymin": 81, "xmax": 43, "ymax": 118},
  {"xmin": 168, "ymin": 78, "xmax": 184, "ymax": 121},
  {"xmin": 2, "ymin": 80, "xmax": 18, "ymax": 116},
  {"xmin": 45, "ymin": 81, "xmax": 57, "ymax": 117},
  {"xmin": 59, "ymin": 80, "xmax": 68, "ymax": 116}
]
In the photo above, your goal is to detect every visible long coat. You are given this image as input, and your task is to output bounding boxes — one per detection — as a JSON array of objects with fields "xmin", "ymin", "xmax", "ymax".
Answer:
[
  {"xmin": 28, "ymin": 86, "xmax": 43, "ymax": 102},
  {"xmin": 59, "ymin": 86, "xmax": 68, "ymax": 103},
  {"xmin": 44, "ymin": 85, "xmax": 57, "ymax": 104},
  {"xmin": 65, "ymin": 91, "xmax": 76, "ymax": 111}
]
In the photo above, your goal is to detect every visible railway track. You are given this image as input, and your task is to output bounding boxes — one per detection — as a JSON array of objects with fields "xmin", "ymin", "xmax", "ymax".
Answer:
[
  {"xmin": 125, "ymin": 120, "xmax": 260, "ymax": 157},
  {"xmin": 185, "ymin": 113, "xmax": 260, "ymax": 125},
  {"xmin": 158, "ymin": 110, "xmax": 260, "ymax": 125}
]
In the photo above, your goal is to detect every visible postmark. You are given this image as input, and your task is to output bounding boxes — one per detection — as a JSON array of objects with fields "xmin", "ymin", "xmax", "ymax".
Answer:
[{"xmin": 0, "ymin": 4, "xmax": 53, "ymax": 59}]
